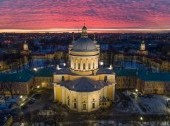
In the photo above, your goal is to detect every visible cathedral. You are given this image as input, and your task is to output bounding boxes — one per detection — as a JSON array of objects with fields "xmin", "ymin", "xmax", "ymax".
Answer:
[{"xmin": 53, "ymin": 25, "xmax": 116, "ymax": 112}]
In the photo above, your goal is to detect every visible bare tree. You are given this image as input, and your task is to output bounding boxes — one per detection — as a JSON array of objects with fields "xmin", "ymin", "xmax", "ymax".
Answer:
[{"xmin": 0, "ymin": 82, "xmax": 14, "ymax": 98}]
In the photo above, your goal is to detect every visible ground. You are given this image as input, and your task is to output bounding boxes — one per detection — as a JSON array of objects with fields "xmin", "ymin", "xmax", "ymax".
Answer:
[{"xmin": 6, "ymin": 89, "xmax": 169, "ymax": 126}]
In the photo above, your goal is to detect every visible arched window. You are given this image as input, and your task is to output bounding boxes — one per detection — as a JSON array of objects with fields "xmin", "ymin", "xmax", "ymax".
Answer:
[
  {"xmin": 83, "ymin": 104, "xmax": 86, "ymax": 110},
  {"xmin": 74, "ymin": 103, "xmax": 77, "ymax": 108},
  {"xmin": 62, "ymin": 76, "xmax": 64, "ymax": 81},
  {"xmin": 83, "ymin": 63, "xmax": 86, "ymax": 70},
  {"xmin": 88, "ymin": 63, "xmax": 91, "ymax": 69},
  {"xmin": 104, "ymin": 76, "xmax": 107, "ymax": 82},
  {"xmin": 78, "ymin": 63, "xmax": 80, "ymax": 69},
  {"xmin": 92, "ymin": 102, "xmax": 95, "ymax": 108}
]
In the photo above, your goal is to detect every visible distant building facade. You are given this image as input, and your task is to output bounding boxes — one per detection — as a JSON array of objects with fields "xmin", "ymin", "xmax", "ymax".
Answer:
[{"xmin": 115, "ymin": 68, "xmax": 170, "ymax": 95}]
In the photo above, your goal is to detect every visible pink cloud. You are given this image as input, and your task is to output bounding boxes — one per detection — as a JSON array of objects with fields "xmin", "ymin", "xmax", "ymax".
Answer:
[{"xmin": 0, "ymin": 0, "xmax": 169, "ymax": 29}]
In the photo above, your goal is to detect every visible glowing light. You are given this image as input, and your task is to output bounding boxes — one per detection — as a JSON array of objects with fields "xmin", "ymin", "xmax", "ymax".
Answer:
[
  {"xmin": 56, "ymin": 65, "xmax": 61, "ymax": 70},
  {"xmin": 108, "ymin": 65, "xmax": 113, "ymax": 70},
  {"xmin": 0, "ymin": 28, "xmax": 170, "ymax": 33},
  {"xmin": 135, "ymin": 89, "xmax": 138, "ymax": 92},
  {"xmin": 33, "ymin": 68, "xmax": 38, "ymax": 71},
  {"xmin": 99, "ymin": 61, "xmax": 104, "ymax": 66},
  {"xmin": 140, "ymin": 116, "xmax": 143, "ymax": 121}
]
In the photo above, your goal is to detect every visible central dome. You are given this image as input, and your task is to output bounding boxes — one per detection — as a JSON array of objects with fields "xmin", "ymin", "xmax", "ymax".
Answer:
[
  {"xmin": 72, "ymin": 25, "xmax": 97, "ymax": 52},
  {"xmin": 72, "ymin": 38, "xmax": 97, "ymax": 52}
]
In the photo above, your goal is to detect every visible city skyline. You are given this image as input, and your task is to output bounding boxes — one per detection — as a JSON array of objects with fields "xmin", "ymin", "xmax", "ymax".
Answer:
[{"xmin": 0, "ymin": 0, "xmax": 170, "ymax": 33}]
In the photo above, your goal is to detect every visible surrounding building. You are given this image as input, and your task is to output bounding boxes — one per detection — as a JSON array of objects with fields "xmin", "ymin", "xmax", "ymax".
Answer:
[
  {"xmin": 21, "ymin": 41, "xmax": 31, "ymax": 56},
  {"xmin": 53, "ymin": 26, "xmax": 116, "ymax": 112},
  {"xmin": 0, "ymin": 71, "xmax": 33, "ymax": 95},
  {"xmin": 0, "ymin": 67, "xmax": 53, "ymax": 95},
  {"xmin": 138, "ymin": 41, "xmax": 148, "ymax": 55},
  {"xmin": 115, "ymin": 68, "xmax": 170, "ymax": 95}
]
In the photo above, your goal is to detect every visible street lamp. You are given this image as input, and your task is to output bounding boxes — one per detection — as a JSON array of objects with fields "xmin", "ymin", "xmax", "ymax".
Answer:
[
  {"xmin": 140, "ymin": 116, "xmax": 143, "ymax": 121},
  {"xmin": 33, "ymin": 68, "xmax": 38, "ymax": 71},
  {"xmin": 108, "ymin": 65, "xmax": 113, "ymax": 70},
  {"xmin": 135, "ymin": 89, "xmax": 138, "ymax": 93},
  {"xmin": 20, "ymin": 95, "xmax": 23, "ymax": 99},
  {"xmin": 21, "ymin": 123, "xmax": 24, "ymax": 126},
  {"xmin": 56, "ymin": 65, "xmax": 61, "ymax": 70},
  {"xmin": 99, "ymin": 61, "xmax": 104, "ymax": 66},
  {"xmin": 63, "ymin": 63, "xmax": 66, "ymax": 67},
  {"xmin": 37, "ymin": 85, "xmax": 40, "ymax": 89}
]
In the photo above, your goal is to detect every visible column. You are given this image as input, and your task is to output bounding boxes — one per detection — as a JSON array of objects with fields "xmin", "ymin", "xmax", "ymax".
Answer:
[
  {"xmin": 85, "ymin": 60, "xmax": 88, "ymax": 70},
  {"xmin": 96, "ymin": 58, "xmax": 98, "ymax": 69},
  {"xmin": 75, "ymin": 60, "xmax": 78, "ymax": 70},
  {"xmin": 71, "ymin": 57, "xmax": 73, "ymax": 69},
  {"xmin": 94, "ymin": 59, "xmax": 97, "ymax": 69},
  {"xmin": 91, "ymin": 58, "xmax": 93, "ymax": 70}
]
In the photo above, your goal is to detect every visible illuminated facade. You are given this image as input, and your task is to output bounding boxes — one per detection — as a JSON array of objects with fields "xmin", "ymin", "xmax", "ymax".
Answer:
[
  {"xmin": 53, "ymin": 25, "xmax": 115, "ymax": 112},
  {"xmin": 21, "ymin": 41, "xmax": 31, "ymax": 56},
  {"xmin": 139, "ymin": 40, "xmax": 148, "ymax": 55}
]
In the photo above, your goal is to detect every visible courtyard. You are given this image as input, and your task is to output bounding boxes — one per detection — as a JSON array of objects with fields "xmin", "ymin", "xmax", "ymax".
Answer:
[{"xmin": 6, "ymin": 89, "xmax": 169, "ymax": 126}]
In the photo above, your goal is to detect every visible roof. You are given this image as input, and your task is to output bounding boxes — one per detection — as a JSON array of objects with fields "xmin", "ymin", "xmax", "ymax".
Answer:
[
  {"xmin": 114, "ymin": 68, "xmax": 137, "ymax": 77},
  {"xmin": 61, "ymin": 77, "xmax": 110, "ymax": 92},
  {"xmin": 138, "ymin": 72, "xmax": 170, "ymax": 82},
  {"xmin": 33, "ymin": 68, "xmax": 53, "ymax": 77},
  {"xmin": 97, "ymin": 68, "xmax": 114, "ymax": 74},
  {"xmin": 54, "ymin": 68, "xmax": 71, "ymax": 74},
  {"xmin": 0, "ymin": 67, "xmax": 53, "ymax": 83},
  {"xmin": 72, "ymin": 37, "xmax": 97, "ymax": 52},
  {"xmin": 0, "ymin": 71, "xmax": 33, "ymax": 82},
  {"xmin": 115, "ymin": 68, "xmax": 170, "ymax": 82}
]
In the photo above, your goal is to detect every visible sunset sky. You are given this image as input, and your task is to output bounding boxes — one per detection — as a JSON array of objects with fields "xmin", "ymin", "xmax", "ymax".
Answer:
[{"xmin": 0, "ymin": 0, "xmax": 170, "ymax": 32}]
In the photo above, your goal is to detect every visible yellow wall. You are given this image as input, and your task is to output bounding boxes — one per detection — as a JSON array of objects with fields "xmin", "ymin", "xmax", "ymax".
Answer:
[{"xmin": 54, "ymin": 85, "xmax": 62, "ymax": 102}]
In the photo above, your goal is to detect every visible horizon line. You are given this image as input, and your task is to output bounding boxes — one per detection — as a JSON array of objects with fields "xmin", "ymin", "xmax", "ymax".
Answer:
[{"xmin": 0, "ymin": 28, "xmax": 170, "ymax": 33}]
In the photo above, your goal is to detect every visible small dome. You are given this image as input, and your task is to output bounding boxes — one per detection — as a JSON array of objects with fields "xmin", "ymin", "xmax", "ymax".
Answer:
[
  {"xmin": 72, "ymin": 37, "xmax": 97, "ymax": 52},
  {"xmin": 82, "ymin": 26, "xmax": 87, "ymax": 30}
]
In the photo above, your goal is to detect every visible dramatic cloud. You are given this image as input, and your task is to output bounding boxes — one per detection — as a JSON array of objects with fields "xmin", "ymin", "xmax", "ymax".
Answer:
[{"xmin": 0, "ymin": 0, "xmax": 169, "ymax": 30}]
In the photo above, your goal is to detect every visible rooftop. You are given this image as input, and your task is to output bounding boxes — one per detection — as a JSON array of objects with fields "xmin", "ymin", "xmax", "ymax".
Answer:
[
  {"xmin": 115, "ymin": 68, "xmax": 170, "ymax": 82},
  {"xmin": 0, "ymin": 71, "xmax": 33, "ymax": 82},
  {"xmin": 61, "ymin": 77, "xmax": 110, "ymax": 92}
]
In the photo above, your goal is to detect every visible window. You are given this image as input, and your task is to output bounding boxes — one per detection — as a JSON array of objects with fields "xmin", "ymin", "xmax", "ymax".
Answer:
[
  {"xmin": 83, "ymin": 63, "xmax": 86, "ymax": 70},
  {"xmin": 74, "ymin": 103, "xmax": 77, "ymax": 109},
  {"xmin": 62, "ymin": 76, "xmax": 64, "ymax": 81},
  {"xmin": 88, "ymin": 63, "xmax": 91, "ymax": 69},
  {"xmin": 104, "ymin": 76, "xmax": 107, "ymax": 82},
  {"xmin": 78, "ymin": 63, "xmax": 80, "ymax": 69},
  {"xmin": 67, "ymin": 99, "xmax": 70, "ymax": 106},
  {"xmin": 83, "ymin": 104, "xmax": 86, "ymax": 110},
  {"xmin": 92, "ymin": 102, "xmax": 95, "ymax": 108}
]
